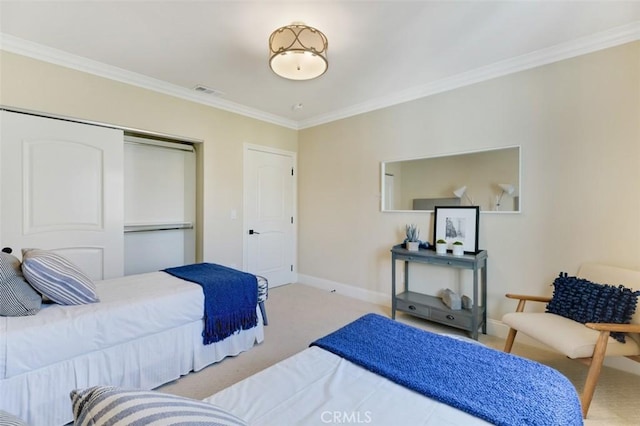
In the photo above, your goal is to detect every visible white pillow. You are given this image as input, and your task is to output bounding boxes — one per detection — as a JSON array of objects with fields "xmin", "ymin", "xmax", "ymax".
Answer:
[
  {"xmin": 21, "ymin": 249, "xmax": 98, "ymax": 305},
  {"xmin": 70, "ymin": 386, "xmax": 248, "ymax": 426}
]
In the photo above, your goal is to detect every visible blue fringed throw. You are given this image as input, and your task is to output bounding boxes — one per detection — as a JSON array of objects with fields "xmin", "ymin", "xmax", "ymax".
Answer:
[
  {"xmin": 164, "ymin": 263, "xmax": 258, "ymax": 344},
  {"xmin": 311, "ymin": 314, "xmax": 583, "ymax": 426}
]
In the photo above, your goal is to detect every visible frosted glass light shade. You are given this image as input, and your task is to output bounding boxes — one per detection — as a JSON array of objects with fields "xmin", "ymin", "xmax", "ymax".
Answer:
[{"xmin": 269, "ymin": 23, "xmax": 328, "ymax": 80}]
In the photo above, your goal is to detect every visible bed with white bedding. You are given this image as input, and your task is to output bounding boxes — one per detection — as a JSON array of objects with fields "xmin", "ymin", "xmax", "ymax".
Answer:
[
  {"xmin": 0, "ymin": 271, "xmax": 264, "ymax": 426},
  {"xmin": 204, "ymin": 345, "xmax": 490, "ymax": 426},
  {"xmin": 203, "ymin": 314, "xmax": 584, "ymax": 426}
]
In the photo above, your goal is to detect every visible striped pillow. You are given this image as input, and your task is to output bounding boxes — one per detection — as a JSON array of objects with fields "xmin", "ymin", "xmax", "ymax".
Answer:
[
  {"xmin": 21, "ymin": 249, "xmax": 99, "ymax": 305},
  {"xmin": 0, "ymin": 410, "xmax": 30, "ymax": 426},
  {"xmin": 0, "ymin": 252, "xmax": 42, "ymax": 316},
  {"xmin": 70, "ymin": 386, "xmax": 248, "ymax": 426}
]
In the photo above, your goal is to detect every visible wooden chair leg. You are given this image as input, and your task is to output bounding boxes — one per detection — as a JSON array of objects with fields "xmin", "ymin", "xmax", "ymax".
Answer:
[
  {"xmin": 580, "ymin": 330, "xmax": 609, "ymax": 418},
  {"xmin": 504, "ymin": 328, "xmax": 517, "ymax": 353}
]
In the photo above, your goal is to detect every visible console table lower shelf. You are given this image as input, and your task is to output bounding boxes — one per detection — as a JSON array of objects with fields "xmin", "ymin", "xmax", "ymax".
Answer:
[{"xmin": 395, "ymin": 291, "xmax": 485, "ymax": 333}]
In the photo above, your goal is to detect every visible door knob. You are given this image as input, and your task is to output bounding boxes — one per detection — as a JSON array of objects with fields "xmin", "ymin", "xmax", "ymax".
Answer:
[{"xmin": 248, "ymin": 229, "xmax": 261, "ymax": 235}]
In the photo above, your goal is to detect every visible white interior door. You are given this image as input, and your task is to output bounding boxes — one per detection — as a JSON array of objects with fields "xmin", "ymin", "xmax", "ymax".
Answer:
[
  {"xmin": 244, "ymin": 145, "xmax": 296, "ymax": 287},
  {"xmin": 0, "ymin": 111, "xmax": 124, "ymax": 280}
]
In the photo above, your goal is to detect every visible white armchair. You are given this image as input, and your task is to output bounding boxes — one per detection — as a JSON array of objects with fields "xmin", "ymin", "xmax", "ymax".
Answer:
[{"xmin": 502, "ymin": 263, "xmax": 640, "ymax": 418}]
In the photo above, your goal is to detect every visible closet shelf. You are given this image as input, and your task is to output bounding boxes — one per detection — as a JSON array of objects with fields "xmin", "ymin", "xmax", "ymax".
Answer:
[{"xmin": 124, "ymin": 222, "xmax": 193, "ymax": 233}]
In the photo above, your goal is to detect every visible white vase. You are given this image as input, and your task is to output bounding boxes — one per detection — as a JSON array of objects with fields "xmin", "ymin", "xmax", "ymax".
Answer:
[
  {"xmin": 435, "ymin": 243, "xmax": 447, "ymax": 254},
  {"xmin": 407, "ymin": 241, "xmax": 419, "ymax": 251},
  {"xmin": 452, "ymin": 244, "xmax": 464, "ymax": 256}
]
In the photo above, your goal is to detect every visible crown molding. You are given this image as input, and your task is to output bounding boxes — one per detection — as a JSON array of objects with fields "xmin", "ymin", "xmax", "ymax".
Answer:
[
  {"xmin": 0, "ymin": 33, "xmax": 300, "ymax": 130},
  {"xmin": 2, "ymin": 21, "xmax": 639, "ymax": 131},
  {"xmin": 297, "ymin": 21, "xmax": 640, "ymax": 129}
]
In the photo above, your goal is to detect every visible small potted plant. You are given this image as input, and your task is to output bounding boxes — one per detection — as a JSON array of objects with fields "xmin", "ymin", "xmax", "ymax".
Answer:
[
  {"xmin": 405, "ymin": 224, "xmax": 420, "ymax": 251},
  {"xmin": 452, "ymin": 241, "xmax": 464, "ymax": 256},
  {"xmin": 435, "ymin": 238, "xmax": 447, "ymax": 254}
]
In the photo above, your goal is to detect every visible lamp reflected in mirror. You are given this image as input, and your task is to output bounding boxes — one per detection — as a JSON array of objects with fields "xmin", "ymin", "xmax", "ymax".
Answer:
[
  {"xmin": 380, "ymin": 146, "xmax": 520, "ymax": 213},
  {"xmin": 495, "ymin": 183, "xmax": 515, "ymax": 211},
  {"xmin": 453, "ymin": 185, "xmax": 474, "ymax": 205}
]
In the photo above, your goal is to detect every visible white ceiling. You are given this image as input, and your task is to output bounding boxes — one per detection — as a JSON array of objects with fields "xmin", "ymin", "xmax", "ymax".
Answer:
[{"xmin": 1, "ymin": 1, "xmax": 640, "ymax": 129}]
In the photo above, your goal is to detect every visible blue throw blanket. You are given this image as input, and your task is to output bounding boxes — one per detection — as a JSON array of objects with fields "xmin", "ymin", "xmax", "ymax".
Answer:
[
  {"xmin": 163, "ymin": 263, "xmax": 258, "ymax": 344},
  {"xmin": 311, "ymin": 314, "xmax": 583, "ymax": 426}
]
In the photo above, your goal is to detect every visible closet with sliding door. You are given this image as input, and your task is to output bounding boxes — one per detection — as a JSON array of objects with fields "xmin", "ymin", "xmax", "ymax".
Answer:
[{"xmin": 0, "ymin": 109, "xmax": 197, "ymax": 280}]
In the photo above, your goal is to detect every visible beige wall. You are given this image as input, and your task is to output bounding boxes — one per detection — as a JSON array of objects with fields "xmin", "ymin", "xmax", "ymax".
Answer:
[
  {"xmin": 2, "ymin": 41, "xmax": 639, "ymax": 335},
  {"xmin": 0, "ymin": 51, "xmax": 298, "ymax": 269},
  {"xmin": 298, "ymin": 41, "xmax": 640, "ymax": 329}
]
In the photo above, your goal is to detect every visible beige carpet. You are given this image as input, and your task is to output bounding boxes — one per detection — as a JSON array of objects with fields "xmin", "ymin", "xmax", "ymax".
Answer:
[{"xmin": 158, "ymin": 283, "xmax": 640, "ymax": 425}]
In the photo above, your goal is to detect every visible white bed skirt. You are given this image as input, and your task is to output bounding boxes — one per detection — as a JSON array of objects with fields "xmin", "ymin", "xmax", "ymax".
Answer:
[{"xmin": 0, "ymin": 310, "xmax": 264, "ymax": 426}]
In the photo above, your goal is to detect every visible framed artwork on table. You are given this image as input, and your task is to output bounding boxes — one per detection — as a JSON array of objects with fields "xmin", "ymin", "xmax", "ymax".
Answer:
[{"xmin": 433, "ymin": 206, "xmax": 480, "ymax": 254}]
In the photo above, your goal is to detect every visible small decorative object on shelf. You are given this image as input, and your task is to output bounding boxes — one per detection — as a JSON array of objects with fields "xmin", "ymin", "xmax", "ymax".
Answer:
[
  {"xmin": 405, "ymin": 224, "xmax": 420, "ymax": 251},
  {"xmin": 452, "ymin": 241, "xmax": 464, "ymax": 256},
  {"xmin": 435, "ymin": 239, "xmax": 447, "ymax": 254},
  {"xmin": 462, "ymin": 295, "xmax": 473, "ymax": 310},
  {"xmin": 440, "ymin": 288, "xmax": 461, "ymax": 310}
]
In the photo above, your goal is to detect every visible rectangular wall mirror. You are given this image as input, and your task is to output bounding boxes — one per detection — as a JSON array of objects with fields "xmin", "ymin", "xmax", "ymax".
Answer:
[{"xmin": 381, "ymin": 146, "xmax": 520, "ymax": 213}]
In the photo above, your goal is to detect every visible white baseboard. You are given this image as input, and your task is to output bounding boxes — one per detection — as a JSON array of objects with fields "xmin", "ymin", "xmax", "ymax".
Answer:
[
  {"xmin": 296, "ymin": 274, "xmax": 640, "ymax": 376},
  {"xmin": 296, "ymin": 274, "xmax": 391, "ymax": 307}
]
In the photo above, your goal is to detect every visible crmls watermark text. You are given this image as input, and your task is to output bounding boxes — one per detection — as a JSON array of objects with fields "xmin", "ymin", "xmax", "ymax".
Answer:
[{"xmin": 320, "ymin": 411, "xmax": 373, "ymax": 424}]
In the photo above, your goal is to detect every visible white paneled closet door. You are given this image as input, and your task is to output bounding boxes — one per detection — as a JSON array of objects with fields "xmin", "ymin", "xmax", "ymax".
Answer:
[{"xmin": 0, "ymin": 111, "xmax": 124, "ymax": 279}]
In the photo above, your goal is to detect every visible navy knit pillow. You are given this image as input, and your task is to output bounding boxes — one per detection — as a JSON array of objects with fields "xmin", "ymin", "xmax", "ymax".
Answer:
[{"xmin": 546, "ymin": 272, "xmax": 640, "ymax": 343}]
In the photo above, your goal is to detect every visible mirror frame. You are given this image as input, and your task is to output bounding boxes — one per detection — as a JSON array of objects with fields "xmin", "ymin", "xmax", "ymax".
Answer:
[{"xmin": 381, "ymin": 145, "xmax": 521, "ymax": 214}]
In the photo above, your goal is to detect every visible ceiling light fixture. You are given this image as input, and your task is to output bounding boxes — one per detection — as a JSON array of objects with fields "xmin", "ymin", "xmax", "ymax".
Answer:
[{"xmin": 269, "ymin": 22, "xmax": 328, "ymax": 81}]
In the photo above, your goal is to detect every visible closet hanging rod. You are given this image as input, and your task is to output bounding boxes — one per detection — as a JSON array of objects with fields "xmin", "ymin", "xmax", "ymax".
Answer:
[
  {"xmin": 124, "ymin": 223, "xmax": 193, "ymax": 233},
  {"xmin": 125, "ymin": 135, "xmax": 194, "ymax": 152}
]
